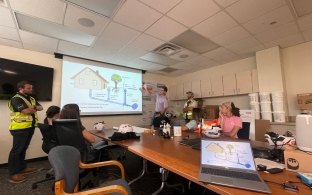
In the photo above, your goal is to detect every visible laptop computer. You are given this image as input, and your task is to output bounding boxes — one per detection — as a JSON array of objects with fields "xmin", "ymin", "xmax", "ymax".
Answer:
[{"xmin": 198, "ymin": 139, "xmax": 271, "ymax": 194}]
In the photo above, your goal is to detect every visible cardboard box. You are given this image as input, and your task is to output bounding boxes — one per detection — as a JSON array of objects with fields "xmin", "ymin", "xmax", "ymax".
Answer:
[
  {"xmin": 255, "ymin": 119, "xmax": 270, "ymax": 142},
  {"xmin": 297, "ymin": 93, "xmax": 312, "ymax": 110},
  {"xmin": 203, "ymin": 105, "xmax": 219, "ymax": 120},
  {"xmin": 284, "ymin": 148, "xmax": 312, "ymax": 172}
]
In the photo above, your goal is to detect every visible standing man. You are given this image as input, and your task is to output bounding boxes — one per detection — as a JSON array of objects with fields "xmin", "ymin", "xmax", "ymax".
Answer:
[
  {"xmin": 183, "ymin": 91, "xmax": 198, "ymax": 123},
  {"xmin": 8, "ymin": 81, "xmax": 43, "ymax": 183},
  {"xmin": 152, "ymin": 86, "xmax": 169, "ymax": 128}
]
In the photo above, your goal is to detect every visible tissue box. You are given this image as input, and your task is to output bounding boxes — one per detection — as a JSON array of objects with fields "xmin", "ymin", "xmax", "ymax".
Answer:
[
  {"xmin": 284, "ymin": 148, "xmax": 312, "ymax": 172},
  {"xmin": 297, "ymin": 93, "xmax": 312, "ymax": 110}
]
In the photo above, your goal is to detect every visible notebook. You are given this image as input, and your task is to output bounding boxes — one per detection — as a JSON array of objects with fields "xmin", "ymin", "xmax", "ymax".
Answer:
[{"xmin": 198, "ymin": 139, "xmax": 271, "ymax": 194}]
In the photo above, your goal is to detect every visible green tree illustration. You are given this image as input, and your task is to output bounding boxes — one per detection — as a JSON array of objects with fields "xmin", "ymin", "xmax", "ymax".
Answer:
[{"xmin": 111, "ymin": 74, "xmax": 122, "ymax": 89}]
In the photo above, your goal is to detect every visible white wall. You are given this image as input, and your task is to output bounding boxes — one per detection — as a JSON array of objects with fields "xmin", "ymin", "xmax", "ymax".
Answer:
[
  {"xmin": 282, "ymin": 41, "xmax": 312, "ymax": 116},
  {"xmin": 0, "ymin": 45, "xmax": 172, "ymax": 164}
]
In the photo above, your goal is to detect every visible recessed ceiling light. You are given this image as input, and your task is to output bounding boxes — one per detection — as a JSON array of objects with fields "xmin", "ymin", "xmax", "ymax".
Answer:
[{"xmin": 78, "ymin": 18, "xmax": 95, "ymax": 27}]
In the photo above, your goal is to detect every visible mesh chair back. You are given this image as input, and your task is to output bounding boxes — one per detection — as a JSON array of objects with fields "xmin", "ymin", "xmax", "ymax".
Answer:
[
  {"xmin": 237, "ymin": 122, "xmax": 250, "ymax": 139},
  {"xmin": 48, "ymin": 145, "xmax": 80, "ymax": 193},
  {"xmin": 52, "ymin": 119, "xmax": 87, "ymax": 160}
]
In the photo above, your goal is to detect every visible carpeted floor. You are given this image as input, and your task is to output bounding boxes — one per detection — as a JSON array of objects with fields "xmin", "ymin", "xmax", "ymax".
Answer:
[{"xmin": 0, "ymin": 148, "xmax": 217, "ymax": 195}]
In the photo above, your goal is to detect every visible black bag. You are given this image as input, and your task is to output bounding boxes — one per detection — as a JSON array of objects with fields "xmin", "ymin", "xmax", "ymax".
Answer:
[{"xmin": 109, "ymin": 132, "xmax": 140, "ymax": 141}]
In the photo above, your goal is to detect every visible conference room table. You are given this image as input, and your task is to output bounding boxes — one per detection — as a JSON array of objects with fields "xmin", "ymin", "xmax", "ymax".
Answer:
[{"xmin": 90, "ymin": 129, "xmax": 311, "ymax": 195}]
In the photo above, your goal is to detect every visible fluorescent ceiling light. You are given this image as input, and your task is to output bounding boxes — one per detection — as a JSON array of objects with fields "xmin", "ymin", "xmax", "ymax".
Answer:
[
  {"xmin": 64, "ymin": 0, "xmax": 124, "ymax": 17},
  {"xmin": 171, "ymin": 30, "xmax": 220, "ymax": 54},
  {"xmin": 15, "ymin": 12, "xmax": 95, "ymax": 46}
]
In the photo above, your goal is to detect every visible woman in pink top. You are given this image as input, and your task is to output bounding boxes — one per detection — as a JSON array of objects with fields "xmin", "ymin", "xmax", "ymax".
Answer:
[{"xmin": 219, "ymin": 102, "xmax": 242, "ymax": 138}]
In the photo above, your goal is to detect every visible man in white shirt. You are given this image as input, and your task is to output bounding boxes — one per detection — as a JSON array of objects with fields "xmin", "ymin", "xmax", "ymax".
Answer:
[
  {"xmin": 183, "ymin": 91, "xmax": 198, "ymax": 122},
  {"xmin": 152, "ymin": 86, "xmax": 169, "ymax": 128}
]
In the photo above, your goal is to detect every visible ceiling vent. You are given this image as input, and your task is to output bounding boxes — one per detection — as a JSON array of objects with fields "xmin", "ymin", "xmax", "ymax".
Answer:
[
  {"xmin": 153, "ymin": 43, "xmax": 181, "ymax": 56},
  {"xmin": 159, "ymin": 67, "xmax": 178, "ymax": 73}
]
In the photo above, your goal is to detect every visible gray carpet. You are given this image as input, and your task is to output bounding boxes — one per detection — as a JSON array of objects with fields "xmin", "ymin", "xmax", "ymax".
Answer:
[{"xmin": 0, "ymin": 149, "xmax": 217, "ymax": 195}]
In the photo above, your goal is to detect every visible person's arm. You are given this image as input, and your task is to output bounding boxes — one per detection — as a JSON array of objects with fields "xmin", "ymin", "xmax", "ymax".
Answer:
[
  {"xmin": 35, "ymin": 101, "xmax": 43, "ymax": 111},
  {"xmin": 82, "ymin": 129, "xmax": 95, "ymax": 143},
  {"xmin": 11, "ymin": 97, "xmax": 37, "ymax": 114},
  {"xmin": 223, "ymin": 126, "xmax": 240, "ymax": 138},
  {"xmin": 160, "ymin": 97, "xmax": 169, "ymax": 115}
]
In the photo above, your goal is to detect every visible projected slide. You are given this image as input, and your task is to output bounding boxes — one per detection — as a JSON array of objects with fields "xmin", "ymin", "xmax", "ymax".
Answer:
[{"xmin": 61, "ymin": 57, "xmax": 142, "ymax": 115}]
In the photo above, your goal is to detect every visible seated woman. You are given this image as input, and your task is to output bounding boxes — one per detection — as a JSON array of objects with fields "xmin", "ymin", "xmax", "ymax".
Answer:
[
  {"xmin": 44, "ymin": 105, "xmax": 60, "ymax": 125},
  {"xmin": 41, "ymin": 105, "xmax": 60, "ymax": 153},
  {"xmin": 218, "ymin": 102, "xmax": 242, "ymax": 138},
  {"xmin": 59, "ymin": 104, "xmax": 95, "ymax": 143},
  {"xmin": 181, "ymin": 108, "xmax": 202, "ymax": 132}
]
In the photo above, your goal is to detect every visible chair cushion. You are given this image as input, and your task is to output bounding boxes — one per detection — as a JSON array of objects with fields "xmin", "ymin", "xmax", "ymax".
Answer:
[{"xmin": 100, "ymin": 179, "xmax": 131, "ymax": 195}]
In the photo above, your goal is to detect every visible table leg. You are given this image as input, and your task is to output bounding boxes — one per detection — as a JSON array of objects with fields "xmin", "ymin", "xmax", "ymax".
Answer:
[{"xmin": 128, "ymin": 159, "xmax": 147, "ymax": 185}]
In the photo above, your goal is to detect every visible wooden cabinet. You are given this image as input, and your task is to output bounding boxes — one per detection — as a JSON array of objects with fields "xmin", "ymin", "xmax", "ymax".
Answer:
[
  {"xmin": 191, "ymin": 80, "xmax": 201, "ymax": 98},
  {"xmin": 201, "ymin": 77, "xmax": 212, "ymax": 97},
  {"xmin": 223, "ymin": 74, "xmax": 237, "ymax": 96},
  {"xmin": 210, "ymin": 76, "xmax": 223, "ymax": 97},
  {"xmin": 236, "ymin": 70, "xmax": 253, "ymax": 94},
  {"xmin": 183, "ymin": 82, "xmax": 192, "ymax": 96},
  {"xmin": 252, "ymin": 69, "xmax": 259, "ymax": 92},
  {"xmin": 169, "ymin": 85, "xmax": 177, "ymax": 100},
  {"xmin": 176, "ymin": 84, "xmax": 184, "ymax": 100}
]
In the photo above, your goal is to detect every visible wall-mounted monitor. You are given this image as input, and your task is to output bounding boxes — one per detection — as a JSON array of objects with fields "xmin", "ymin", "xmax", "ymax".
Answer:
[{"xmin": 0, "ymin": 57, "xmax": 54, "ymax": 101}]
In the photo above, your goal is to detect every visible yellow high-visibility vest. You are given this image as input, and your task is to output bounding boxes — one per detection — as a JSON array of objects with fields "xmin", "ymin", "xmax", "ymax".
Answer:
[{"xmin": 8, "ymin": 94, "xmax": 38, "ymax": 130}]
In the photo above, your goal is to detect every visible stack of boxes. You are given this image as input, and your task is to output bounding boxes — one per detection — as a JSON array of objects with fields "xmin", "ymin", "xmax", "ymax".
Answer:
[
  {"xmin": 259, "ymin": 92, "xmax": 272, "ymax": 122},
  {"xmin": 271, "ymin": 91, "xmax": 285, "ymax": 122},
  {"xmin": 248, "ymin": 93, "xmax": 260, "ymax": 119}
]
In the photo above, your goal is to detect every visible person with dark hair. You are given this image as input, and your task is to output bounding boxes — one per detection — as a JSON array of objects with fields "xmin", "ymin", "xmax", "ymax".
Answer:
[
  {"xmin": 60, "ymin": 104, "xmax": 95, "ymax": 143},
  {"xmin": 181, "ymin": 108, "xmax": 202, "ymax": 131},
  {"xmin": 44, "ymin": 105, "xmax": 60, "ymax": 125},
  {"xmin": 218, "ymin": 102, "xmax": 242, "ymax": 138},
  {"xmin": 152, "ymin": 85, "xmax": 169, "ymax": 128},
  {"xmin": 7, "ymin": 81, "xmax": 43, "ymax": 183}
]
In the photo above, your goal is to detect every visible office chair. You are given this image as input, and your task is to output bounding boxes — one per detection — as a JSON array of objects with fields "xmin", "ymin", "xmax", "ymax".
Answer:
[
  {"xmin": 48, "ymin": 145, "xmax": 131, "ymax": 195},
  {"xmin": 32, "ymin": 123, "xmax": 57, "ymax": 189},
  {"xmin": 237, "ymin": 122, "xmax": 250, "ymax": 140}
]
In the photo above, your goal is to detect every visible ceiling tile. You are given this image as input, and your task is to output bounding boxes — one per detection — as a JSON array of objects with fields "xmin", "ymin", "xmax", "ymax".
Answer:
[
  {"xmin": 0, "ymin": 37, "xmax": 22, "ymax": 48},
  {"xmin": 145, "ymin": 16, "xmax": 187, "ymax": 41},
  {"xmin": 10, "ymin": 0, "xmax": 66, "ymax": 24},
  {"xmin": 302, "ymin": 28, "xmax": 312, "ymax": 41},
  {"xmin": 0, "ymin": 26, "xmax": 19, "ymax": 40},
  {"xmin": 140, "ymin": 52, "xmax": 179, "ymax": 65},
  {"xmin": 170, "ymin": 61, "xmax": 193, "ymax": 70},
  {"xmin": 20, "ymin": 30, "xmax": 58, "ymax": 49},
  {"xmin": 112, "ymin": 46, "xmax": 147, "ymax": 61},
  {"xmin": 168, "ymin": 48, "xmax": 199, "ymax": 61},
  {"xmin": 186, "ymin": 55, "xmax": 217, "ymax": 67},
  {"xmin": 127, "ymin": 58, "xmax": 167, "ymax": 71},
  {"xmin": 243, "ymin": 5, "xmax": 294, "ymax": 35},
  {"xmin": 58, "ymin": 40, "xmax": 90, "ymax": 57},
  {"xmin": 214, "ymin": 0, "xmax": 239, "ymax": 8},
  {"xmin": 263, "ymin": 33, "xmax": 305, "ymax": 48},
  {"xmin": 128, "ymin": 33, "xmax": 164, "ymax": 51},
  {"xmin": 64, "ymin": 4, "xmax": 109, "ymax": 36},
  {"xmin": 210, "ymin": 26, "xmax": 250, "ymax": 45},
  {"xmin": 226, "ymin": 0, "xmax": 286, "ymax": 23},
  {"xmin": 113, "ymin": 0, "xmax": 162, "ymax": 31},
  {"xmin": 0, "ymin": 6, "xmax": 16, "ymax": 28},
  {"xmin": 192, "ymin": 11, "xmax": 237, "ymax": 38},
  {"xmin": 255, "ymin": 22, "xmax": 299, "ymax": 43},
  {"xmin": 203, "ymin": 47, "xmax": 238, "ymax": 60},
  {"xmin": 297, "ymin": 14, "xmax": 312, "ymax": 31},
  {"xmin": 167, "ymin": 0, "xmax": 220, "ymax": 27},
  {"xmin": 225, "ymin": 36, "xmax": 264, "ymax": 55},
  {"xmin": 138, "ymin": 0, "xmax": 181, "ymax": 14},
  {"xmin": 23, "ymin": 43, "xmax": 55, "ymax": 54}
]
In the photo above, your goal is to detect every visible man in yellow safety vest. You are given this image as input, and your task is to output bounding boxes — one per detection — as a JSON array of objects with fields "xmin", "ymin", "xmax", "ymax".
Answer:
[
  {"xmin": 183, "ymin": 91, "xmax": 198, "ymax": 123},
  {"xmin": 7, "ymin": 81, "xmax": 43, "ymax": 183}
]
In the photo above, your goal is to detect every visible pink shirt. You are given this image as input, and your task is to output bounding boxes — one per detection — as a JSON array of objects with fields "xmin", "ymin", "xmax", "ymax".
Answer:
[{"xmin": 222, "ymin": 116, "xmax": 242, "ymax": 137}]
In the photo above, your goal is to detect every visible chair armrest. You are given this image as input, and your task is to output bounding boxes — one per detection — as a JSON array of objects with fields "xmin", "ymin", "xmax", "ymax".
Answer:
[
  {"xmin": 79, "ymin": 160, "xmax": 125, "ymax": 179},
  {"xmin": 56, "ymin": 181, "xmax": 128, "ymax": 195}
]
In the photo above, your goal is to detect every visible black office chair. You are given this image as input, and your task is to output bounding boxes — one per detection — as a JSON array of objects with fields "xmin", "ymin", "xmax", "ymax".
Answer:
[
  {"xmin": 32, "ymin": 123, "xmax": 58, "ymax": 189},
  {"xmin": 237, "ymin": 122, "xmax": 250, "ymax": 140},
  {"xmin": 48, "ymin": 145, "xmax": 131, "ymax": 195}
]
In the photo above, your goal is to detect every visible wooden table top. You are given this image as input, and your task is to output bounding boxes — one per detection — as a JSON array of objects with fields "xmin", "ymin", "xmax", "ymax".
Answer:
[{"xmin": 90, "ymin": 129, "xmax": 311, "ymax": 194}]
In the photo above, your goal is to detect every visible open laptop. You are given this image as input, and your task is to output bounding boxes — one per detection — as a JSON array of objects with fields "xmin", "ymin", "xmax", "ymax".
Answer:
[{"xmin": 198, "ymin": 139, "xmax": 271, "ymax": 194}]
